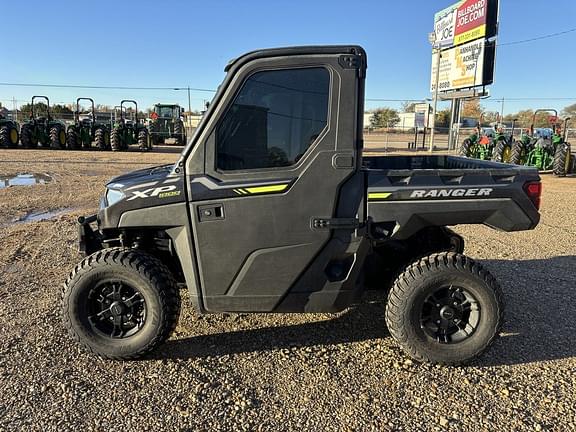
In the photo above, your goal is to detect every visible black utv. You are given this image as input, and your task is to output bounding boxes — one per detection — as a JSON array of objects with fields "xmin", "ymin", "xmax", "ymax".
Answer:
[{"xmin": 62, "ymin": 46, "xmax": 541, "ymax": 365}]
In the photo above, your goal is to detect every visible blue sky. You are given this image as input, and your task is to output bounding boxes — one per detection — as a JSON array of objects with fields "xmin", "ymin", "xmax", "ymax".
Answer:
[{"xmin": 1, "ymin": 0, "xmax": 575, "ymax": 115}]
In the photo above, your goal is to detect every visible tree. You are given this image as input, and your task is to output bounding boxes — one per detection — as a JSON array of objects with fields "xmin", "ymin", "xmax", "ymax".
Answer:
[
  {"xmin": 435, "ymin": 109, "xmax": 451, "ymax": 128},
  {"xmin": 401, "ymin": 101, "xmax": 416, "ymax": 113},
  {"xmin": 561, "ymin": 103, "xmax": 576, "ymax": 119},
  {"xmin": 503, "ymin": 109, "xmax": 553, "ymax": 130},
  {"xmin": 51, "ymin": 104, "xmax": 73, "ymax": 120},
  {"xmin": 461, "ymin": 99, "xmax": 483, "ymax": 119},
  {"xmin": 18, "ymin": 102, "xmax": 49, "ymax": 119},
  {"xmin": 482, "ymin": 111, "xmax": 499, "ymax": 125},
  {"xmin": 370, "ymin": 108, "xmax": 400, "ymax": 128}
]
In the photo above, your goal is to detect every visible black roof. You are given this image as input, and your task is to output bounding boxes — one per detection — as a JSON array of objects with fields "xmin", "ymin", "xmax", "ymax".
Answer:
[{"xmin": 225, "ymin": 45, "xmax": 366, "ymax": 72}]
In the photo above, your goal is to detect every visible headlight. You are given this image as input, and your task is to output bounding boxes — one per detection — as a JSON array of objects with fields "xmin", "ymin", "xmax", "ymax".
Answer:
[{"xmin": 104, "ymin": 188, "xmax": 125, "ymax": 207}]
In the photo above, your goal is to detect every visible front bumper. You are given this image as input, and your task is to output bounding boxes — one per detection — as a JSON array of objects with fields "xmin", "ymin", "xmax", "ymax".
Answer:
[{"xmin": 78, "ymin": 214, "xmax": 102, "ymax": 255}]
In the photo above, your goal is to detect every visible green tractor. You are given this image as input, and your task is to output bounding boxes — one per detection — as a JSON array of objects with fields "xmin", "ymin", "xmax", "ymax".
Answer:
[
  {"xmin": 110, "ymin": 100, "xmax": 151, "ymax": 152},
  {"xmin": 147, "ymin": 103, "xmax": 186, "ymax": 145},
  {"xmin": 66, "ymin": 98, "xmax": 111, "ymax": 151},
  {"xmin": 490, "ymin": 118, "xmax": 517, "ymax": 163},
  {"xmin": 459, "ymin": 114, "xmax": 494, "ymax": 160},
  {"xmin": 20, "ymin": 96, "xmax": 67, "ymax": 149},
  {"xmin": 0, "ymin": 112, "xmax": 20, "ymax": 148},
  {"xmin": 509, "ymin": 109, "xmax": 571, "ymax": 176},
  {"xmin": 459, "ymin": 114, "xmax": 517, "ymax": 163}
]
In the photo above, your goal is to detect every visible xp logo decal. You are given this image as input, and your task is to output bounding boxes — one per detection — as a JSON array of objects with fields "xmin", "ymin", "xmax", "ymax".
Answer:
[{"xmin": 127, "ymin": 185, "xmax": 181, "ymax": 201}]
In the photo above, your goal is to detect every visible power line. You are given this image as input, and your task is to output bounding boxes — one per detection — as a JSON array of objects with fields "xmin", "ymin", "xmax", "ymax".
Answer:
[
  {"xmin": 0, "ymin": 82, "xmax": 217, "ymax": 92},
  {"xmin": 498, "ymin": 27, "xmax": 576, "ymax": 47}
]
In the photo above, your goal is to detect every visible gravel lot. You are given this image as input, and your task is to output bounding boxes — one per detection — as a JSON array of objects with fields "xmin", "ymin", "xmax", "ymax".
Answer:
[{"xmin": 0, "ymin": 147, "xmax": 574, "ymax": 431}]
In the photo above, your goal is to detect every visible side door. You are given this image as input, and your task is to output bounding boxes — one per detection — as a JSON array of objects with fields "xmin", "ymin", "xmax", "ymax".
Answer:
[{"xmin": 185, "ymin": 48, "xmax": 365, "ymax": 312}]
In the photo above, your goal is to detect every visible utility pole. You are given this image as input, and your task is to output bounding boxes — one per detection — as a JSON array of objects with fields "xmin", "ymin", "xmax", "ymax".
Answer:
[
  {"xmin": 187, "ymin": 86, "xmax": 191, "ymax": 114},
  {"xmin": 500, "ymin": 97, "xmax": 505, "ymax": 122},
  {"xmin": 429, "ymin": 32, "xmax": 442, "ymax": 153}
]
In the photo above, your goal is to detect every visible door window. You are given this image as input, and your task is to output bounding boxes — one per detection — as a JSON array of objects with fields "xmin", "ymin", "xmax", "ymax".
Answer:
[{"xmin": 216, "ymin": 67, "xmax": 330, "ymax": 171}]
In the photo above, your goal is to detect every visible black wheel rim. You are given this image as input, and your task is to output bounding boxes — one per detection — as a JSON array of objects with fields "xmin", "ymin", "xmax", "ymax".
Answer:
[
  {"xmin": 87, "ymin": 281, "xmax": 146, "ymax": 338},
  {"xmin": 420, "ymin": 285, "xmax": 480, "ymax": 344}
]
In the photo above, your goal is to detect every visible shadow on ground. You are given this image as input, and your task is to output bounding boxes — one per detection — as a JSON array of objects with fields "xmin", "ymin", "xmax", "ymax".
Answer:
[
  {"xmin": 156, "ymin": 256, "xmax": 576, "ymax": 367},
  {"xmin": 155, "ymin": 294, "xmax": 389, "ymax": 360}
]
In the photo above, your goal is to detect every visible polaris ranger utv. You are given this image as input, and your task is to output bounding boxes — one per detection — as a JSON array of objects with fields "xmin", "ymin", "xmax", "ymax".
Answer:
[{"xmin": 62, "ymin": 46, "xmax": 541, "ymax": 365}]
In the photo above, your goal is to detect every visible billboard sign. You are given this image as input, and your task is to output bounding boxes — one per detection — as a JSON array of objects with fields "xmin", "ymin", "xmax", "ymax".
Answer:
[
  {"xmin": 430, "ymin": 39, "xmax": 496, "ymax": 92},
  {"xmin": 433, "ymin": 0, "xmax": 498, "ymax": 49},
  {"xmin": 434, "ymin": 7, "xmax": 457, "ymax": 49},
  {"xmin": 414, "ymin": 103, "xmax": 431, "ymax": 128}
]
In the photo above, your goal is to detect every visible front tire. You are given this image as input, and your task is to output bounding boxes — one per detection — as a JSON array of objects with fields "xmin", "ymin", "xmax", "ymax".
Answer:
[
  {"xmin": 385, "ymin": 252, "xmax": 504, "ymax": 365},
  {"xmin": 50, "ymin": 126, "xmax": 66, "ymax": 149},
  {"xmin": 459, "ymin": 139, "xmax": 472, "ymax": 157},
  {"xmin": 20, "ymin": 124, "xmax": 37, "ymax": 148},
  {"xmin": 138, "ymin": 128, "xmax": 150, "ymax": 151},
  {"xmin": 95, "ymin": 127, "xmax": 109, "ymax": 151},
  {"xmin": 110, "ymin": 127, "xmax": 122, "ymax": 152},
  {"xmin": 62, "ymin": 248, "xmax": 181, "ymax": 360},
  {"xmin": 66, "ymin": 128, "xmax": 79, "ymax": 150}
]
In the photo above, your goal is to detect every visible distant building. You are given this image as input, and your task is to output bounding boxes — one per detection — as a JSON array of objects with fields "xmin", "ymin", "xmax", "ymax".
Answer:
[
  {"xmin": 184, "ymin": 113, "xmax": 203, "ymax": 128},
  {"xmin": 363, "ymin": 112, "xmax": 373, "ymax": 128}
]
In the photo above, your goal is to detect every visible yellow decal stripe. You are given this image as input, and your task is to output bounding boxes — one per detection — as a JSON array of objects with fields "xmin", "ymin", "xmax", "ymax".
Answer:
[
  {"xmin": 368, "ymin": 192, "xmax": 392, "ymax": 200},
  {"xmin": 244, "ymin": 184, "xmax": 289, "ymax": 194}
]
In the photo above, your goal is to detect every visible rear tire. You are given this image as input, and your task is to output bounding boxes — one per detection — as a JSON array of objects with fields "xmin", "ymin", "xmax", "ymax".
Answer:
[
  {"xmin": 385, "ymin": 252, "xmax": 504, "ymax": 365},
  {"xmin": 509, "ymin": 140, "xmax": 525, "ymax": 165},
  {"xmin": 459, "ymin": 139, "xmax": 472, "ymax": 157},
  {"xmin": 491, "ymin": 139, "xmax": 511, "ymax": 163},
  {"xmin": 138, "ymin": 128, "xmax": 150, "ymax": 151},
  {"xmin": 553, "ymin": 143, "xmax": 571, "ymax": 177},
  {"xmin": 174, "ymin": 120, "xmax": 185, "ymax": 145},
  {"xmin": 0, "ymin": 126, "xmax": 19, "ymax": 148},
  {"xmin": 62, "ymin": 248, "xmax": 181, "ymax": 360}
]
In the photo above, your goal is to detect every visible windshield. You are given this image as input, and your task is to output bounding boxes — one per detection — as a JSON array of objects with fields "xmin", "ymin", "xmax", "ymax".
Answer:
[{"xmin": 155, "ymin": 106, "xmax": 177, "ymax": 118}]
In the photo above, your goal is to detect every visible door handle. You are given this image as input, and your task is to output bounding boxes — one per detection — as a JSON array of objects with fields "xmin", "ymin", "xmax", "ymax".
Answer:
[{"xmin": 198, "ymin": 204, "xmax": 224, "ymax": 222}]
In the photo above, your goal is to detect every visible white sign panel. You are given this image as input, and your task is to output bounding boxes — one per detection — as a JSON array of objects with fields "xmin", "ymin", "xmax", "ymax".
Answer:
[
  {"xmin": 434, "ymin": 9, "xmax": 457, "ymax": 48},
  {"xmin": 430, "ymin": 38, "xmax": 486, "ymax": 92}
]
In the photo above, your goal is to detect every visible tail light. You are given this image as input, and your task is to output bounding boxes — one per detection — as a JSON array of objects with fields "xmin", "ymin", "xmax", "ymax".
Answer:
[{"xmin": 523, "ymin": 181, "xmax": 542, "ymax": 210}]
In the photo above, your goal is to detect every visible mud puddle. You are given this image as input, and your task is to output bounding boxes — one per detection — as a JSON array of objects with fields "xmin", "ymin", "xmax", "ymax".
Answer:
[
  {"xmin": 0, "ymin": 173, "xmax": 52, "ymax": 189},
  {"xmin": 2, "ymin": 208, "xmax": 75, "ymax": 228}
]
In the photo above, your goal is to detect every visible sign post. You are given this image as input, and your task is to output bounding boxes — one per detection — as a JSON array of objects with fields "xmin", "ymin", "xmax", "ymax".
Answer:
[
  {"xmin": 429, "ymin": 32, "xmax": 441, "ymax": 152},
  {"xmin": 430, "ymin": 0, "xmax": 499, "ymax": 152}
]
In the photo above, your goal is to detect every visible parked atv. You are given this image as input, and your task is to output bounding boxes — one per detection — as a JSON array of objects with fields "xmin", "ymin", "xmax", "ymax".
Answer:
[
  {"xmin": 19, "ymin": 96, "xmax": 66, "ymax": 149},
  {"xmin": 148, "ymin": 104, "xmax": 186, "ymax": 145},
  {"xmin": 509, "ymin": 110, "xmax": 571, "ymax": 176},
  {"xmin": 110, "ymin": 100, "xmax": 150, "ymax": 152},
  {"xmin": 0, "ymin": 113, "xmax": 19, "ymax": 148},
  {"xmin": 66, "ymin": 98, "xmax": 111, "ymax": 151}
]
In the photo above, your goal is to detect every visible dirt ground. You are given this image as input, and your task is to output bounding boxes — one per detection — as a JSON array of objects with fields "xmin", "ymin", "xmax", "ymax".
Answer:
[{"xmin": 0, "ymin": 147, "xmax": 575, "ymax": 431}]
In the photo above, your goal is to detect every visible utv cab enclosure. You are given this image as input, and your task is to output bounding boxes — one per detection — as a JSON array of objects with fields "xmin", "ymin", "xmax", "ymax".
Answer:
[{"xmin": 63, "ymin": 45, "xmax": 541, "ymax": 365}]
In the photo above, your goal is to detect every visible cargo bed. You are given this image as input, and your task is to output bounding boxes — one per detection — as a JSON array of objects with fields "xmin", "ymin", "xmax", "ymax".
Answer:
[{"xmin": 363, "ymin": 155, "xmax": 541, "ymax": 239}]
